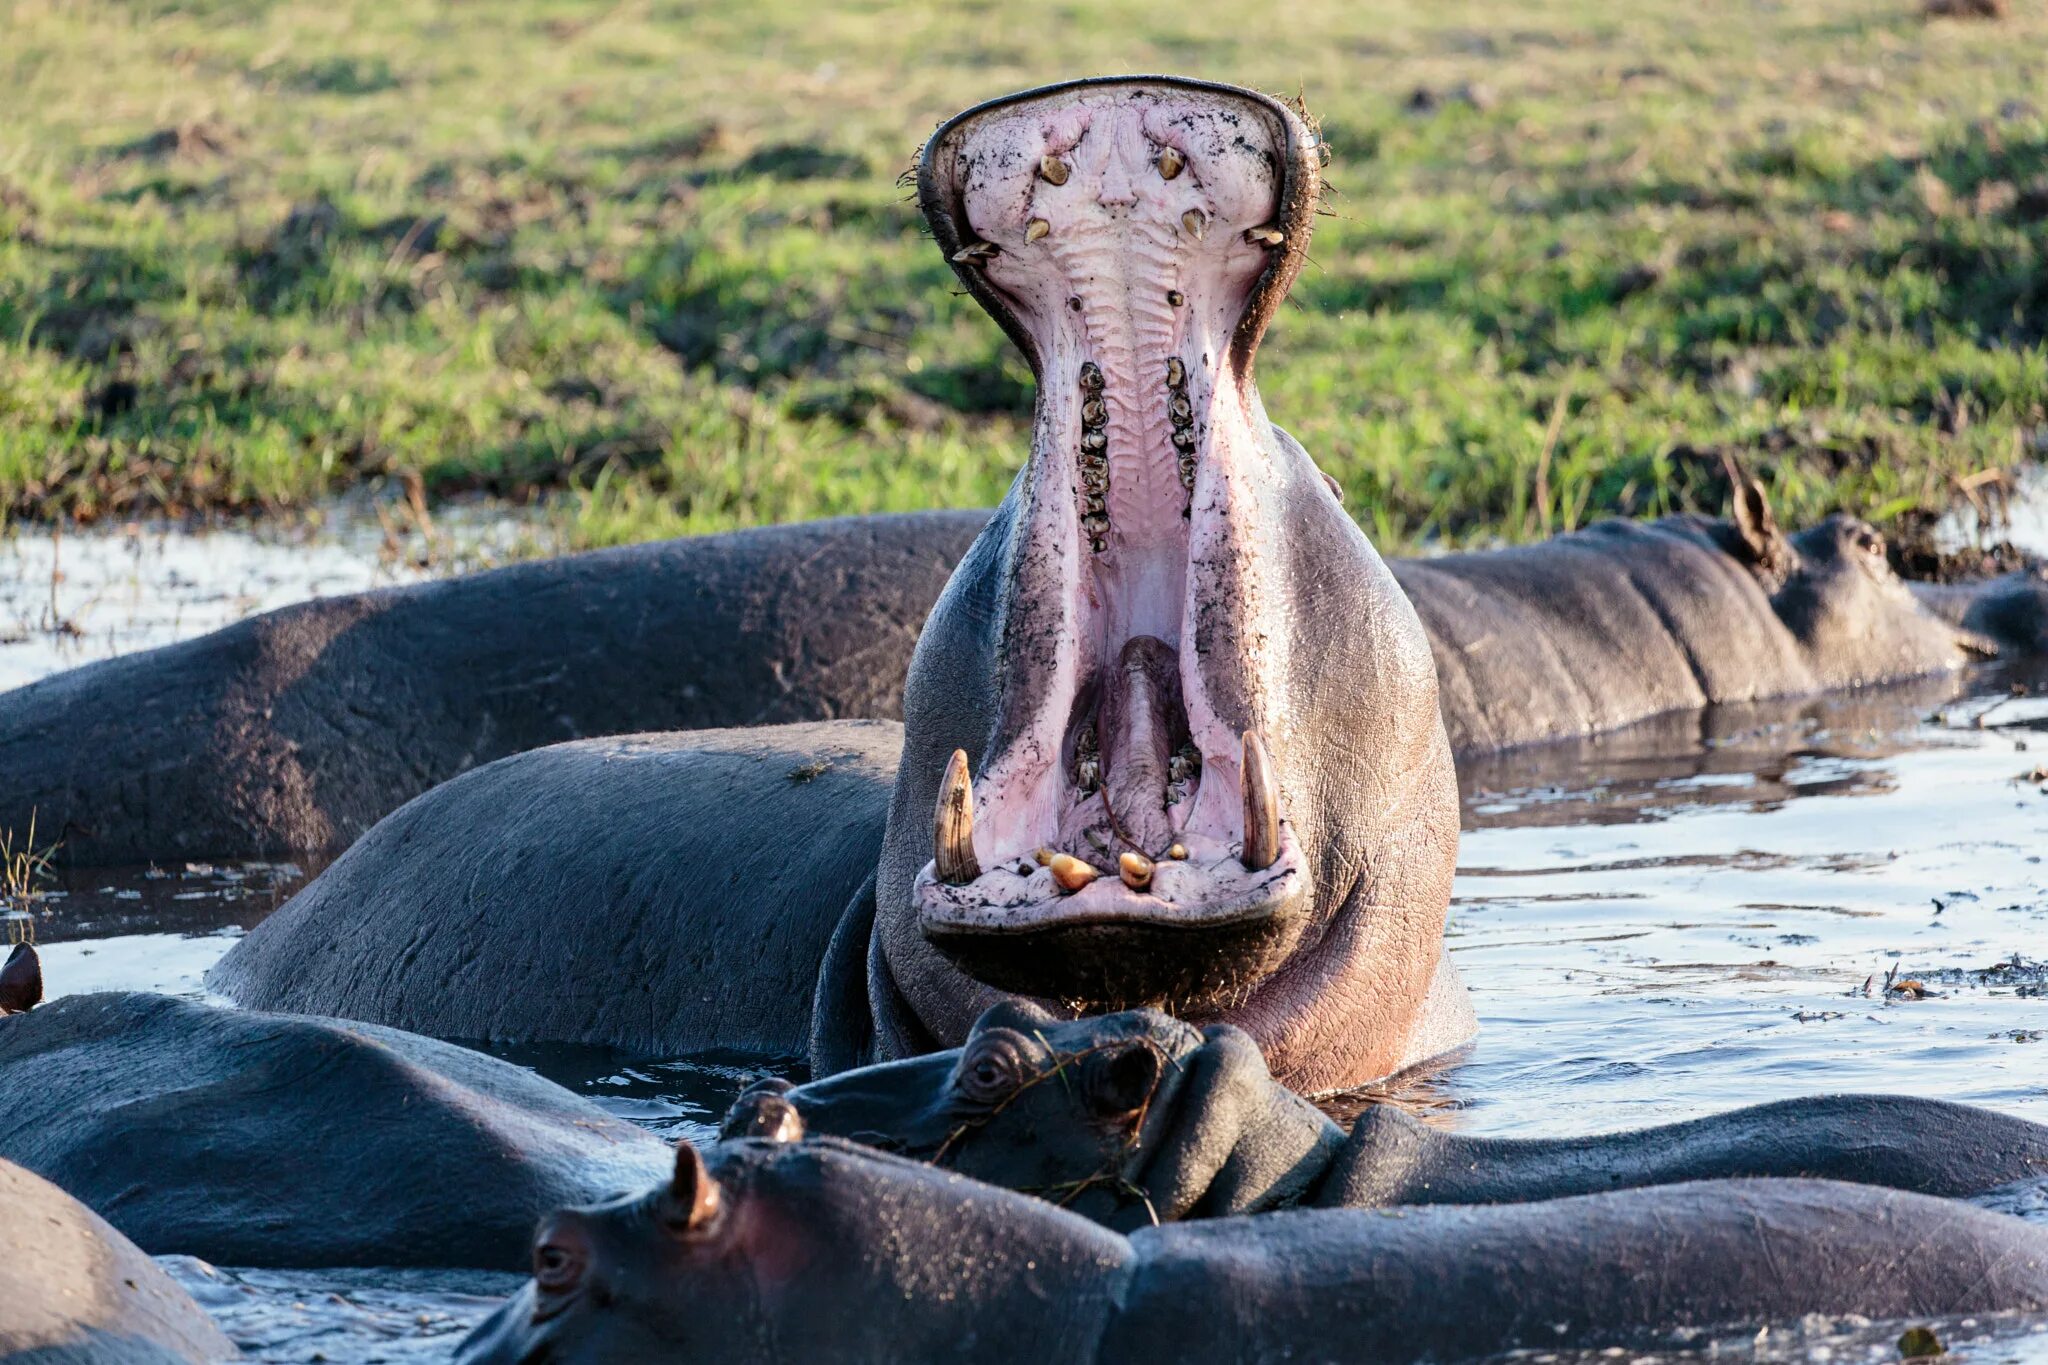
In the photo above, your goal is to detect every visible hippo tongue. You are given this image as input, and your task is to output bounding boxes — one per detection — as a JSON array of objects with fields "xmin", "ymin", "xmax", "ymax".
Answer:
[{"xmin": 1095, "ymin": 636, "xmax": 1186, "ymax": 855}]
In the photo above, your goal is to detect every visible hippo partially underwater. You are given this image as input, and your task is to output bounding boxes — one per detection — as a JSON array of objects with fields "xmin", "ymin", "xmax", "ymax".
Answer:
[
  {"xmin": 726, "ymin": 1006, "xmax": 2048, "ymax": 1227},
  {"xmin": 0, "ymin": 1156, "xmax": 236, "ymax": 1364},
  {"xmin": 458, "ymin": 1136, "xmax": 2048, "ymax": 1365},
  {"xmin": 8, "ymin": 73, "xmax": 2048, "ymax": 1363},
  {"xmin": 191, "ymin": 76, "xmax": 2048, "ymax": 1098}
]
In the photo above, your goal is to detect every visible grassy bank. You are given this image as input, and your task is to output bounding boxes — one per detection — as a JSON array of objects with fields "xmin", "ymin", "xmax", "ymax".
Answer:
[{"xmin": 1, "ymin": 0, "xmax": 2044, "ymax": 552}]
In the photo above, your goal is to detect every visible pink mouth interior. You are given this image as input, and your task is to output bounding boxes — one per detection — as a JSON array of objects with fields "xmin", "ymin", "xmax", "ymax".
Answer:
[{"xmin": 916, "ymin": 84, "xmax": 1306, "ymax": 944}]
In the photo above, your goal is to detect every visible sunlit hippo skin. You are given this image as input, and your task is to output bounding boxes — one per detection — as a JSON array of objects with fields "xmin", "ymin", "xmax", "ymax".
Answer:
[
  {"xmin": 0, "ymin": 992, "xmax": 671, "ymax": 1270},
  {"xmin": 726, "ymin": 1004, "xmax": 2048, "ymax": 1225},
  {"xmin": 456, "ymin": 1136, "xmax": 2048, "ymax": 1365},
  {"xmin": 0, "ymin": 510, "xmax": 984, "ymax": 867},
  {"xmin": 0, "ymin": 1156, "xmax": 237, "ymax": 1364}
]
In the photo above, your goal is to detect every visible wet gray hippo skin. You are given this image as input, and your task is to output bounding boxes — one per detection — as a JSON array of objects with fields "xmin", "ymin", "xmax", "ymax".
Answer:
[
  {"xmin": 0, "ymin": 509, "xmax": 983, "ymax": 868},
  {"xmin": 0, "ymin": 1157, "xmax": 236, "ymax": 1364},
  {"xmin": 211, "ymin": 722, "xmax": 902, "ymax": 1058},
  {"xmin": 728, "ymin": 1005, "xmax": 2048, "ymax": 1225},
  {"xmin": 0, "ymin": 992, "xmax": 671, "ymax": 1270},
  {"xmin": 456, "ymin": 1136, "xmax": 2048, "ymax": 1365}
]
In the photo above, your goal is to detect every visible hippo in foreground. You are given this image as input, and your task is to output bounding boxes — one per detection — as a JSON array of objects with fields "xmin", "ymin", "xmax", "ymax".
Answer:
[
  {"xmin": 0, "ymin": 992, "xmax": 672, "ymax": 1270},
  {"xmin": 0, "ymin": 1156, "xmax": 237, "ymax": 1364},
  {"xmin": 726, "ymin": 1005, "xmax": 2048, "ymax": 1227},
  {"xmin": 458, "ymin": 1137, "xmax": 2048, "ymax": 1365}
]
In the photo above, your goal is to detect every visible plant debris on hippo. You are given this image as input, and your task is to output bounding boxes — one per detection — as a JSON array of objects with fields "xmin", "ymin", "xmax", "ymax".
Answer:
[
  {"xmin": 455, "ymin": 1136, "xmax": 2048, "ymax": 1365},
  {"xmin": 725, "ymin": 1004, "xmax": 2048, "ymax": 1229},
  {"xmin": 202, "ymin": 75, "xmax": 2048, "ymax": 1097}
]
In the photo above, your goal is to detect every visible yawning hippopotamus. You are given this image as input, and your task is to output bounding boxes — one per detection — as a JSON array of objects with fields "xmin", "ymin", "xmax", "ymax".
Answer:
[
  {"xmin": 726, "ymin": 1005, "xmax": 2048, "ymax": 1226},
  {"xmin": 456, "ymin": 1136, "xmax": 2048, "ymax": 1365},
  {"xmin": 218, "ymin": 77, "xmax": 1469, "ymax": 1094},
  {"xmin": 0, "ymin": 992, "xmax": 672, "ymax": 1270},
  {"xmin": 0, "ymin": 1156, "xmax": 237, "ymax": 1364}
]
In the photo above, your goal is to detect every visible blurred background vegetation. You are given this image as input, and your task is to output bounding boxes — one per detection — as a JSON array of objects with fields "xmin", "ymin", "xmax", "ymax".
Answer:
[{"xmin": 1, "ymin": 0, "xmax": 2043, "ymax": 553}]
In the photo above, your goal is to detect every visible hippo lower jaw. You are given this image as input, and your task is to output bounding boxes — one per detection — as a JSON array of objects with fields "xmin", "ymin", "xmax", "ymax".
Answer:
[{"xmin": 908, "ymin": 78, "xmax": 1322, "ymax": 1010}]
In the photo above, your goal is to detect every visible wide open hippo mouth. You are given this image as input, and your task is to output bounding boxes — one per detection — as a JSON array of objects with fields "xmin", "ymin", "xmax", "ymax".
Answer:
[{"xmin": 910, "ymin": 78, "xmax": 1320, "ymax": 1010}]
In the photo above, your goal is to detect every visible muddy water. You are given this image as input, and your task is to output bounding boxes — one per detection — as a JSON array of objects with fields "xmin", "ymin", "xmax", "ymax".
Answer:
[{"xmin": 6, "ymin": 519, "xmax": 2048, "ymax": 1361}]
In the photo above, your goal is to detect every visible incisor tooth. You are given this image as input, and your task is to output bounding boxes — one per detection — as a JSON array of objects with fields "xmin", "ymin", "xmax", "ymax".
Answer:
[
  {"xmin": 1181, "ymin": 208, "xmax": 1206, "ymax": 240},
  {"xmin": 1025, "ymin": 218, "xmax": 1050, "ymax": 243},
  {"xmin": 1118, "ymin": 851, "xmax": 1154, "ymax": 892},
  {"xmin": 1048, "ymin": 853, "xmax": 1099, "ymax": 894},
  {"xmin": 1158, "ymin": 146, "xmax": 1185, "ymax": 180},
  {"xmin": 1240, "ymin": 729, "xmax": 1280, "ymax": 872},
  {"xmin": 1039, "ymin": 154, "xmax": 1071, "ymax": 185},
  {"xmin": 934, "ymin": 749, "xmax": 980, "ymax": 884}
]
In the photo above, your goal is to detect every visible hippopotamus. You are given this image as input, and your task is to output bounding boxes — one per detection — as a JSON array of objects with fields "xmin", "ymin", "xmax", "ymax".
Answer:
[
  {"xmin": 0, "ymin": 991, "xmax": 672, "ymax": 1270},
  {"xmin": 209, "ymin": 75, "xmax": 2048, "ymax": 1095},
  {"xmin": 0, "ymin": 510, "xmax": 983, "ymax": 867},
  {"xmin": 0, "ymin": 942, "xmax": 38, "ymax": 1015},
  {"xmin": 456, "ymin": 1136, "xmax": 2048, "ymax": 1365},
  {"xmin": 0, "ymin": 1156, "xmax": 236, "ymax": 1364},
  {"xmin": 724, "ymin": 1005, "xmax": 2048, "ymax": 1227},
  {"xmin": 216, "ymin": 77, "xmax": 1471, "ymax": 1095}
]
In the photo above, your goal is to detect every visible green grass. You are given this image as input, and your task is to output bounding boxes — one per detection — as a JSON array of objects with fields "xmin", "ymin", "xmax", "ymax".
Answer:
[{"xmin": 1, "ymin": 0, "xmax": 2044, "ymax": 552}]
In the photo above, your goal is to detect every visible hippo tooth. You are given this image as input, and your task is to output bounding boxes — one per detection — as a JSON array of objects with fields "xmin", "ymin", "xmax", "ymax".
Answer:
[
  {"xmin": 1158, "ymin": 146, "xmax": 1185, "ymax": 180},
  {"xmin": 951, "ymin": 240, "xmax": 1000, "ymax": 263},
  {"xmin": 1166, "ymin": 842, "xmax": 1187, "ymax": 861},
  {"xmin": 1048, "ymin": 853, "xmax": 1100, "ymax": 894},
  {"xmin": 1181, "ymin": 208, "xmax": 1206, "ymax": 240},
  {"xmin": 1025, "ymin": 218, "xmax": 1050, "ymax": 243},
  {"xmin": 1118, "ymin": 851, "xmax": 1154, "ymax": 892},
  {"xmin": 1038, "ymin": 153, "xmax": 1071, "ymax": 185},
  {"xmin": 934, "ymin": 749, "xmax": 981, "ymax": 885},
  {"xmin": 1240, "ymin": 729, "xmax": 1280, "ymax": 872},
  {"xmin": 1243, "ymin": 225, "xmax": 1285, "ymax": 246}
]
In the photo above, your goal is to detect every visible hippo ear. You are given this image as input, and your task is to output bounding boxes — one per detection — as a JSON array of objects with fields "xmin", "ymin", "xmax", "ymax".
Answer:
[
  {"xmin": 663, "ymin": 1142, "xmax": 723, "ymax": 1236},
  {"xmin": 0, "ymin": 942, "xmax": 41, "ymax": 1015},
  {"xmin": 1722, "ymin": 456, "xmax": 1784, "ymax": 574},
  {"xmin": 721, "ymin": 1090, "xmax": 806, "ymax": 1145}
]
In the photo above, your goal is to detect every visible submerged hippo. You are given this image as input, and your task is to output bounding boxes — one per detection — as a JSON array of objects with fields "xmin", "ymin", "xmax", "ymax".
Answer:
[
  {"xmin": 457, "ymin": 1136, "xmax": 2048, "ymax": 1365},
  {"xmin": 0, "ymin": 1156, "xmax": 236, "ymax": 1364},
  {"xmin": 0, "ymin": 510, "xmax": 984, "ymax": 867},
  {"xmin": 0, "ymin": 992, "xmax": 671, "ymax": 1270},
  {"xmin": 726, "ymin": 1005, "xmax": 2048, "ymax": 1227}
]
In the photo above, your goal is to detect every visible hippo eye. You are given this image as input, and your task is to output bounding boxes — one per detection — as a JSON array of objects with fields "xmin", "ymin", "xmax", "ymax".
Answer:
[
  {"xmin": 533, "ymin": 1238, "xmax": 586, "ymax": 1295},
  {"xmin": 955, "ymin": 1026, "xmax": 1038, "ymax": 1105}
]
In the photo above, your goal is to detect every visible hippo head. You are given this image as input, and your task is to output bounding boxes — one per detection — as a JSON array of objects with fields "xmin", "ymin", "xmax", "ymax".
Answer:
[
  {"xmin": 456, "ymin": 1137, "xmax": 1127, "ymax": 1365},
  {"xmin": 870, "ymin": 77, "xmax": 1463, "ymax": 1094},
  {"xmin": 0, "ymin": 942, "xmax": 40, "ymax": 1015},
  {"xmin": 730, "ymin": 1002, "xmax": 1340, "ymax": 1229},
  {"xmin": 1708, "ymin": 480, "xmax": 1995, "ymax": 682}
]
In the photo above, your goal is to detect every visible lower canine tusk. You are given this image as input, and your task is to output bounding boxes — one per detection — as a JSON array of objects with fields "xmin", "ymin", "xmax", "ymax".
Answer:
[
  {"xmin": 1240, "ymin": 729, "xmax": 1280, "ymax": 872},
  {"xmin": 934, "ymin": 749, "xmax": 981, "ymax": 884},
  {"xmin": 1049, "ymin": 854, "xmax": 1100, "ymax": 894}
]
